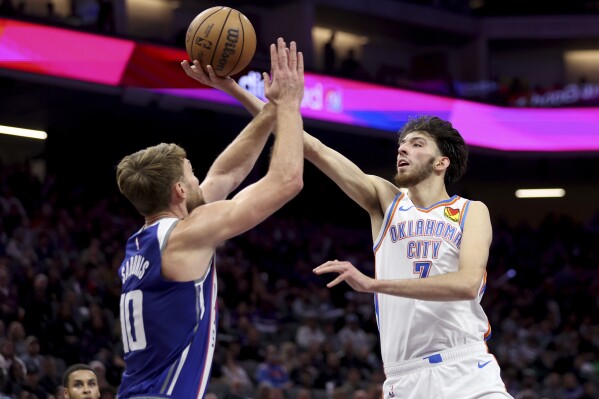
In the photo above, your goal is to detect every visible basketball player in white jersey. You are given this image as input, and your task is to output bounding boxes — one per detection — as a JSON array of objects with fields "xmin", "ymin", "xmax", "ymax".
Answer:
[
  {"xmin": 309, "ymin": 116, "xmax": 513, "ymax": 398},
  {"xmin": 182, "ymin": 64, "xmax": 513, "ymax": 398},
  {"xmin": 115, "ymin": 38, "xmax": 304, "ymax": 399}
]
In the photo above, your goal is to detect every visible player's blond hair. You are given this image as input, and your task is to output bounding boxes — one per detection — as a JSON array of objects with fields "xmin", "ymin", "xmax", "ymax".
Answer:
[{"xmin": 116, "ymin": 143, "xmax": 186, "ymax": 216}]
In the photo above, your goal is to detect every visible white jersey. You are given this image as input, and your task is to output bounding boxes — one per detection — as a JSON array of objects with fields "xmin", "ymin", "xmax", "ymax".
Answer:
[{"xmin": 373, "ymin": 192, "xmax": 491, "ymax": 366}]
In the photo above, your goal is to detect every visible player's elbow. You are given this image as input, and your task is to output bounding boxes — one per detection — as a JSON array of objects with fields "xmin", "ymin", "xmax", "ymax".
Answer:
[
  {"xmin": 282, "ymin": 173, "xmax": 304, "ymax": 198},
  {"xmin": 461, "ymin": 287, "xmax": 479, "ymax": 300},
  {"xmin": 265, "ymin": 167, "xmax": 303, "ymax": 202},
  {"xmin": 460, "ymin": 278, "xmax": 481, "ymax": 300}
]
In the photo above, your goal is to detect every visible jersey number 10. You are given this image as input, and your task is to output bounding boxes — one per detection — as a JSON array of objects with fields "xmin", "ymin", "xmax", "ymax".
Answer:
[{"xmin": 120, "ymin": 290, "xmax": 148, "ymax": 353}]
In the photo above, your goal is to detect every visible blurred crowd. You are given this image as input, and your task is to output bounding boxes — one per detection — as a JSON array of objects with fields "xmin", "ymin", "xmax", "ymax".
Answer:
[{"xmin": 0, "ymin": 161, "xmax": 599, "ymax": 399}]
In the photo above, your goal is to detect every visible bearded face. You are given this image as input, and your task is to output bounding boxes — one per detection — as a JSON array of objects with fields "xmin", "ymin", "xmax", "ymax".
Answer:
[
  {"xmin": 394, "ymin": 155, "xmax": 436, "ymax": 188},
  {"xmin": 185, "ymin": 183, "xmax": 205, "ymax": 213}
]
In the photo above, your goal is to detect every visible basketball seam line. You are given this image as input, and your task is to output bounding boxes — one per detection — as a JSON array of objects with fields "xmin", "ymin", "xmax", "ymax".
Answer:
[
  {"xmin": 191, "ymin": 6, "xmax": 222, "ymax": 62},
  {"xmin": 209, "ymin": 8, "xmax": 233, "ymax": 72}
]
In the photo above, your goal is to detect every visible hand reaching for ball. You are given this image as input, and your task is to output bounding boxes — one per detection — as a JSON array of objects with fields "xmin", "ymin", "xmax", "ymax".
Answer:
[
  {"xmin": 181, "ymin": 60, "xmax": 236, "ymax": 92},
  {"xmin": 263, "ymin": 38, "xmax": 304, "ymax": 108}
]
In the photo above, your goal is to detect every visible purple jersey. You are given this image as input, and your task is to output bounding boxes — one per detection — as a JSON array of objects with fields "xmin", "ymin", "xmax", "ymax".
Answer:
[{"xmin": 117, "ymin": 218, "xmax": 218, "ymax": 399}]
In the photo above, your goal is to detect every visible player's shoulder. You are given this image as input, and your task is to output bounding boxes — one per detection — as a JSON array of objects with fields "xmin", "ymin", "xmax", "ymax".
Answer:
[
  {"xmin": 371, "ymin": 175, "xmax": 401, "ymax": 209},
  {"xmin": 369, "ymin": 174, "xmax": 400, "ymax": 195},
  {"xmin": 463, "ymin": 200, "xmax": 490, "ymax": 221},
  {"xmin": 170, "ymin": 202, "xmax": 229, "ymax": 247},
  {"xmin": 457, "ymin": 195, "xmax": 487, "ymax": 208},
  {"xmin": 465, "ymin": 199, "xmax": 488, "ymax": 210}
]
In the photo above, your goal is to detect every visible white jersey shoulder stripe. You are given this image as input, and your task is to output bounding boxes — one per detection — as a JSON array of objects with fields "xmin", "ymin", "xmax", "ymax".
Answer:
[
  {"xmin": 373, "ymin": 192, "xmax": 405, "ymax": 254},
  {"xmin": 459, "ymin": 200, "xmax": 471, "ymax": 230},
  {"xmin": 156, "ymin": 218, "xmax": 179, "ymax": 251}
]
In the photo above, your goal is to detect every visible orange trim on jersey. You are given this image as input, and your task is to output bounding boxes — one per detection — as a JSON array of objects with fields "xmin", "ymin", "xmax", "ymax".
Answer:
[
  {"xmin": 415, "ymin": 195, "xmax": 461, "ymax": 213},
  {"xmin": 479, "ymin": 271, "xmax": 487, "ymax": 295},
  {"xmin": 373, "ymin": 192, "xmax": 405, "ymax": 255},
  {"xmin": 458, "ymin": 200, "xmax": 469, "ymax": 226},
  {"xmin": 484, "ymin": 322, "xmax": 492, "ymax": 340}
]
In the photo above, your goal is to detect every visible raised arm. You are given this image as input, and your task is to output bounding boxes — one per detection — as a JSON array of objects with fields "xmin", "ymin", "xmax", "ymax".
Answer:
[
  {"xmin": 188, "ymin": 38, "xmax": 305, "ymax": 246},
  {"xmin": 314, "ymin": 201, "xmax": 492, "ymax": 301},
  {"xmin": 182, "ymin": 58, "xmax": 398, "ymax": 226},
  {"xmin": 199, "ymin": 101, "xmax": 275, "ymax": 203},
  {"xmin": 181, "ymin": 59, "xmax": 265, "ymax": 117},
  {"xmin": 303, "ymin": 132, "xmax": 398, "ymax": 223},
  {"xmin": 181, "ymin": 63, "xmax": 273, "ymax": 203}
]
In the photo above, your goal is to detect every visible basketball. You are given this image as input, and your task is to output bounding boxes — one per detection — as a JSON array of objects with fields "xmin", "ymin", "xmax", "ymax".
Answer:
[{"xmin": 185, "ymin": 6, "xmax": 257, "ymax": 77}]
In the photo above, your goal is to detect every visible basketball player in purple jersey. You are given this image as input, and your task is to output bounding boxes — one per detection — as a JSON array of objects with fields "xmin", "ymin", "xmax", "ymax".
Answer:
[
  {"xmin": 183, "ymin": 65, "xmax": 512, "ymax": 397},
  {"xmin": 115, "ymin": 38, "xmax": 304, "ymax": 399}
]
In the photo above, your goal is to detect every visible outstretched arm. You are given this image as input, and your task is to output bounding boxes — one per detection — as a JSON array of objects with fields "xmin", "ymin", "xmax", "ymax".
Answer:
[
  {"xmin": 182, "ymin": 59, "xmax": 398, "ymax": 230},
  {"xmin": 199, "ymin": 102, "xmax": 276, "ymax": 203},
  {"xmin": 181, "ymin": 60, "xmax": 265, "ymax": 117},
  {"xmin": 303, "ymin": 133, "xmax": 398, "ymax": 232},
  {"xmin": 313, "ymin": 201, "xmax": 492, "ymax": 301},
  {"xmin": 181, "ymin": 61, "xmax": 273, "ymax": 203},
  {"xmin": 184, "ymin": 38, "xmax": 305, "ymax": 246}
]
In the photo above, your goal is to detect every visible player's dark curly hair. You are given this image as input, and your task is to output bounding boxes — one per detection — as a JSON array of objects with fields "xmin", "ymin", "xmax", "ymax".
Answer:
[{"xmin": 398, "ymin": 115, "xmax": 468, "ymax": 185}]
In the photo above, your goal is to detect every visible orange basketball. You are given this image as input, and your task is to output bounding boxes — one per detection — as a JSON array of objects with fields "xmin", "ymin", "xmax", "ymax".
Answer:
[{"xmin": 185, "ymin": 6, "xmax": 257, "ymax": 77}]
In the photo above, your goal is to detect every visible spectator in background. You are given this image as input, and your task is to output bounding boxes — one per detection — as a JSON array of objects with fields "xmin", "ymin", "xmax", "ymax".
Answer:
[
  {"xmin": 255, "ymin": 344, "xmax": 292, "ymax": 390},
  {"xmin": 238, "ymin": 325, "xmax": 265, "ymax": 362},
  {"xmin": 21, "ymin": 362, "xmax": 49, "ymax": 398},
  {"xmin": 6, "ymin": 320, "xmax": 26, "ymax": 357},
  {"xmin": 39, "ymin": 356, "xmax": 61, "ymax": 395},
  {"xmin": 221, "ymin": 349, "xmax": 253, "ymax": 395},
  {"xmin": 21, "ymin": 272, "xmax": 54, "ymax": 344},
  {"xmin": 62, "ymin": 363, "xmax": 100, "ymax": 399},
  {"xmin": 0, "ymin": 339, "xmax": 26, "ymax": 379},
  {"xmin": 0, "ymin": 263, "xmax": 18, "ymax": 324},
  {"xmin": 80, "ymin": 309, "xmax": 113, "ymax": 361},
  {"xmin": 0, "ymin": 186, "xmax": 29, "ymax": 236},
  {"xmin": 96, "ymin": 0, "xmax": 114, "ymax": 33},
  {"xmin": 561, "ymin": 372, "xmax": 583, "ymax": 399},
  {"xmin": 340, "ymin": 49, "xmax": 359, "ymax": 77},
  {"xmin": 296, "ymin": 388, "xmax": 312, "ymax": 399},
  {"xmin": 338, "ymin": 313, "xmax": 372, "ymax": 353},
  {"xmin": 323, "ymin": 31, "xmax": 337, "ymax": 75},
  {"xmin": 0, "ymin": 340, "xmax": 27, "ymax": 396},
  {"xmin": 289, "ymin": 352, "xmax": 317, "ymax": 389},
  {"xmin": 295, "ymin": 311, "xmax": 326, "ymax": 350},
  {"xmin": 339, "ymin": 49, "xmax": 369, "ymax": 80},
  {"xmin": 354, "ymin": 389, "xmax": 368, "ymax": 399},
  {"xmin": 313, "ymin": 352, "xmax": 343, "ymax": 391},
  {"xmin": 89, "ymin": 360, "xmax": 115, "ymax": 392},
  {"xmin": 20, "ymin": 335, "xmax": 42, "ymax": 373},
  {"xmin": 49, "ymin": 300, "xmax": 82, "ymax": 366}
]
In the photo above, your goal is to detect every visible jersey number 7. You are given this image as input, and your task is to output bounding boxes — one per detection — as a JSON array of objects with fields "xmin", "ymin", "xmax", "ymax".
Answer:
[{"xmin": 413, "ymin": 261, "xmax": 431, "ymax": 278}]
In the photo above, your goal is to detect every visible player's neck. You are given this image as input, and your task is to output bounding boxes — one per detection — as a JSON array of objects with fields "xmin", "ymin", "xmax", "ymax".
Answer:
[
  {"xmin": 406, "ymin": 183, "xmax": 449, "ymax": 209},
  {"xmin": 144, "ymin": 211, "xmax": 180, "ymax": 226}
]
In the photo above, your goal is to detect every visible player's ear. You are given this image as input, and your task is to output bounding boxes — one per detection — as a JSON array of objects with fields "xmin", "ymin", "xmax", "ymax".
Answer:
[
  {"xmin": 436, "ymin": 156, "xmax": 450, "ymax": 171},
  {"xmin": 174, "ymin": 181, "xmax": 186, "ymax": 199}
]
